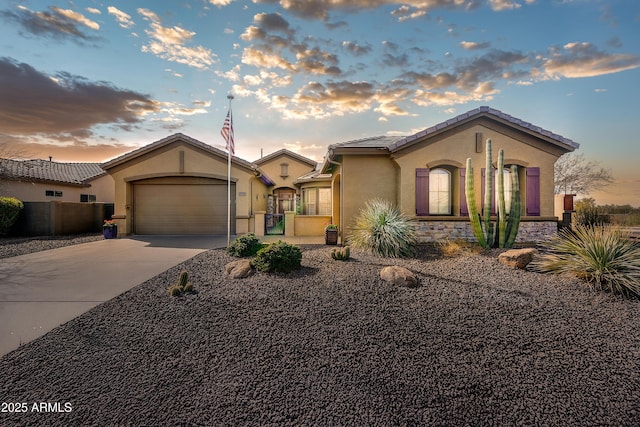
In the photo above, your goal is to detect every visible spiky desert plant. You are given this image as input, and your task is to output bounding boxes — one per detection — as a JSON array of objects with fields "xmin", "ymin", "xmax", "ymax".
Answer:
[
  {"xmin": 465, "ymin": 139, "xmax": 521, "ymax": 248},
  {"xmin": 168, "ymin": 271, "xmax": 195, "ymax": 296},
  {"xmin": 330, "ymin": 246, "xmax": 350, "ymax": 261},
  {"xmin": 348, "ymin": 198, "xmax": 417, "ymax": 258},
  {"xmin": 531, "ymin": 224, "xmax": 640, "ymax": 297}
]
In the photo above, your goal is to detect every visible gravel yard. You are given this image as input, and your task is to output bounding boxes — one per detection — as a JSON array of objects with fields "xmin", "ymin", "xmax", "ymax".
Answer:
[
  {"xmin": 0, "ymin": 233, "xmax": 103, "ymax": 259},
  {"xmin": 1, "ymin": 244, "xmax": 639, "ymax": 426}
]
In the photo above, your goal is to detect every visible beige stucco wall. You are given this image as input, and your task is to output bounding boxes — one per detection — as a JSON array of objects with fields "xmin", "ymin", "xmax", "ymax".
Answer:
[
  {"xmin": 341, "ymin": 155, "xmax": 399, "ymax": 232},
  {"xmin": 106, "ymin": 140, "xmax": 258, "ymax": 235},
  {"xmin": 257, "ymin": 153, "xmax": 316, "ymax": 191},
  {"xmin": 392, "ymin": 123, "xmax": 561, "ymax": 218},
  {"xmin": 1, "ymin": 174, "xmax": 114, "ymax": 203}
]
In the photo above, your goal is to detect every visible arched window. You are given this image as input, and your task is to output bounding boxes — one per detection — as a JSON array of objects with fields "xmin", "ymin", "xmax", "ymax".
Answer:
[{"xmin": 429, "ymin": 168, "xmax": 451, "ymax": 214}]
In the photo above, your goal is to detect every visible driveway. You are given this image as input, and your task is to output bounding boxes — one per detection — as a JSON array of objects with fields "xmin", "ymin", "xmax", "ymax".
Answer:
[{"xmin": 0, "ymin": 235, "xmax": 228, "ymax": 356}]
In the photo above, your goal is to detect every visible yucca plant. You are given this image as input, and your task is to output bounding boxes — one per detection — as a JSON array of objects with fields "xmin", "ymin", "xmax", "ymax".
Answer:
[
  {"xmin": 348, "ymin": 198, "xmax": 417, "ymax": 258},
  {"xmin": 531, "ymin": 224, "xmax": 640, "ymax": 297}
]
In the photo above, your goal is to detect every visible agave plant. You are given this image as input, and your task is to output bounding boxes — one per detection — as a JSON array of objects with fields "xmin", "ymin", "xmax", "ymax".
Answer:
[
  {"xmin": 348, "ymin": 198, "xmax": 417, "ymax": 258},
  {"xmin": 531, "ymin": 224, "xmax": 640, "ymax": 297}
]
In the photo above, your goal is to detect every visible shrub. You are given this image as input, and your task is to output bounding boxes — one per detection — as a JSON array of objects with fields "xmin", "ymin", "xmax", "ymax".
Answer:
[
  {"xmin": 348, "ymin": 198, "xmax": 417, "ymax": 258},
  {"xmin": 531, "ymin": 224, "xmax": 640, "ymax": 297},
  {"xmin": 251, "ymin": 241, "xmax": 302, "ymax": 273},
  {"xmin": 0, "ymin": 197, "xmax": 23, "ymax": 236},
  {"xmin": 227, "ymin": 233, "xmax": 265, "ymax": 257},
  {"xmin": 575, "ymin": 204, "xmax": 610, "ymax": 227},
  {"xmin": 437, "ymin": 239, "xmax": 482, "ymax": 257}
]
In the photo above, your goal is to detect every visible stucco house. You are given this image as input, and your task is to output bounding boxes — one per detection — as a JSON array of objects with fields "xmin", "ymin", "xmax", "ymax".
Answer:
[
  {"xmin": 0, "ymin": 158, "xmax": 114, "ymax": 203},
  {"xmin": 321, "ymin": 106, "xmax": 579, "ymax": 242},
  {"xmin": 102, "ymin": 106, "xmax": 578, "ymax": 242}
]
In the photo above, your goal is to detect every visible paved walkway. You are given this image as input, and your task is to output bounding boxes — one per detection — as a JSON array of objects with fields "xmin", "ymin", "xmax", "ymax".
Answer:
[
  {"xmin": 0, "ymin": 234, "xmax": 327, "ymax": 356},
  {"xmin": 0, "ymin": 236, "xmax": 228, "ymax": 356}
]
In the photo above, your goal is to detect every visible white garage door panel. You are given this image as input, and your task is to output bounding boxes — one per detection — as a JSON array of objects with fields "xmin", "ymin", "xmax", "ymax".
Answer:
[{"xmin": 134, "ymin": 183, "xmax": 233, "ymax": 234}]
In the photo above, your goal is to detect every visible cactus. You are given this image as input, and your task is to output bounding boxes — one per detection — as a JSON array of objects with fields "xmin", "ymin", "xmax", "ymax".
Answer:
[
  {"xmin": 465, "ymin": 139, "xmax": 521, "ymax": 248},
  {"xmin": 168, "ymin": 271, "xmax": 195, "ymax": 296},
  {"xmin": 331, "ymin": 246, "xmax": 350, "ymax": 261}
]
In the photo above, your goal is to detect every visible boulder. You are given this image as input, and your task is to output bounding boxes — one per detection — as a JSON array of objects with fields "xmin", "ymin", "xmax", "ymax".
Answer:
[
  {"xmin": 498, "ymin": 248, "xmax": 538, "ymax": 269},
  {"xmin": 225, "ymin": 259, "xmax": 254, "ymax": 279},
  {"xmin": 380, "ymin": 266, "xmax": 418, "ymax": 288}
]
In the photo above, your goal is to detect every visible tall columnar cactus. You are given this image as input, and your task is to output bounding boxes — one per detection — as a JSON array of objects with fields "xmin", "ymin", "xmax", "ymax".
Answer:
[{"xmin": 465, "ymin": 139, "xmax": 521, "ymax": 248}]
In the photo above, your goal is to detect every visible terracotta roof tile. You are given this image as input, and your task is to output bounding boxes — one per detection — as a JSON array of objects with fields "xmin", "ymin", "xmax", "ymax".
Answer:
[{"xmin": 0, "ymin": 159, "xmax": 105, "ymax": 186}]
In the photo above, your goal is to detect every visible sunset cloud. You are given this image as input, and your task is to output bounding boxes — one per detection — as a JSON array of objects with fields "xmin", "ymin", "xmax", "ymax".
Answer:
[
  {"xmin": 0, "ymin": 57, "xmax": 160, "ymax": 144},
  {"xmin": 1, "ymin": 5, "xmax": 101, "ymax": 44},
  {"xmin": 138, "ymin": 7, "xmax": 217, "ymax": 69},
  {"xmin": 543, "ymin": 42, "xmax": 640, "ymax": 78},
  {"xmin": 108, "ymin": 6, "xmax": 134, "ymax": 29}
]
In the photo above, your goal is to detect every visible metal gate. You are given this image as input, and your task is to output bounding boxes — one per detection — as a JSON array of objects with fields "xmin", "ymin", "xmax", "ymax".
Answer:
[{"xmin": 265, "ymin": 213, "xmax": 285, "ymax": 235}]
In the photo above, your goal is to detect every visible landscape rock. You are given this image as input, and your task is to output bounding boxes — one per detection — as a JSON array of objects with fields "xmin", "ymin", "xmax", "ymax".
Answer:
[
  {"xmin": 225, "ymin": 259, "xmax": 254, "ymax": 279},
  {"xmin": 498, "ymin": 248, "xmax": 538, "ymax": 269},
  {"xmin": 380, "ymin": 265, "xmax": 418, "ymax": 288}
]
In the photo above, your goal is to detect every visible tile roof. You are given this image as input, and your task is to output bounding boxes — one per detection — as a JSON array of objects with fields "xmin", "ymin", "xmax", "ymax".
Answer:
[
  {"xmin": 254, "ymin": 148, "xmax": 318, "ymax": 168},
  {"xmin": 0, "ymin": 158, "xmax": 105, "ymax": 186},
  {"xmin": 389, "ymin": 106, "xmax": 580, "ymax": 151},
  {"xmin": 102, "ymin": 133, "xmax": 256, "ymax": 171},
  {"xmin": 329, "ymin": 135, "xmax": 405, "ymax": 150}
]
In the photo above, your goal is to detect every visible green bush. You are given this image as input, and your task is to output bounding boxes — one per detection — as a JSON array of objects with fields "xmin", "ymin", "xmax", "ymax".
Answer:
[
  {"xmin": 348, "ymin": 198, "xmax": 417, "ymax": 258},
  {"xmin": 531, "ymin": 224, "xmax": 640, "ymax": 297},
  {"xmin": 227, "ymin": 233, "xmax": 265, "ymax": 257},
  {"xmin": 0, "ymin": 197, "xmax": 23, "ymax": 236},
  {"xmin": 251, "ymin": 241, "xmax": 302, "ymax": 273}
]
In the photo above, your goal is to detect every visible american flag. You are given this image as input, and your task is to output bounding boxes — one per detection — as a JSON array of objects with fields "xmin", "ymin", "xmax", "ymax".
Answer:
[{"xmin": 220, "ymin": 109, "xmax": 234, "ymax": 155}]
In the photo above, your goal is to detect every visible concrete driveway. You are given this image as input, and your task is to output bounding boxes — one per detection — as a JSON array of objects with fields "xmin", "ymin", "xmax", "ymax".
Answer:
[{"xmin": 0, "ymin": 235, "xmax": 228, "ymax": 357}]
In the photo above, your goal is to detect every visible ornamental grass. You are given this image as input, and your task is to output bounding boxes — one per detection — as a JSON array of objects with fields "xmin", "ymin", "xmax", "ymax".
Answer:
[
  {"xmin": 531, "ymin": 224, "xmax": 640, "ymax": 297},
  {"xmin": 348, "ymin": 198, "xmax": 417, "ymax": 258}
]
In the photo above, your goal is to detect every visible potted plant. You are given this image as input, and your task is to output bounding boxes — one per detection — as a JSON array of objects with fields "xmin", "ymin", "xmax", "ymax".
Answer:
[
  {"xmin": 324, "ymin": 223, "xmax": 338, "ymax": 245},
  {"xmin": 103, "ymin": 220, "xmax": 118, "ymax": 239}
]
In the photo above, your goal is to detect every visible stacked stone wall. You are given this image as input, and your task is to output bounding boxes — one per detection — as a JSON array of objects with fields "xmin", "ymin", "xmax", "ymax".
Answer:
[{"xmin": 414, "ymin": 220, "xmax": 558, "ymax": 243}]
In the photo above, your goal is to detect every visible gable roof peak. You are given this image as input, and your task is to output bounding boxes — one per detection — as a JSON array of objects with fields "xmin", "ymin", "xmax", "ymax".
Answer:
[
  {"xmin": 389, "ymin": 106, "xmax": 579, "ymax": 152},
  {"xmin": 254, "ymin": 148, "xmax": 317, "ymax": 167}
]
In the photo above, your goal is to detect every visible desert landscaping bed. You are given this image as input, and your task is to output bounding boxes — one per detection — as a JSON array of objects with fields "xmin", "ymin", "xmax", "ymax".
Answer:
[
  {"xmin": 0, "ymin": 233, "xmax": 103, "ymax": 259},
  {"xmin": 1, "ymin": 245, "xmax": 639, "ymax": 426}
]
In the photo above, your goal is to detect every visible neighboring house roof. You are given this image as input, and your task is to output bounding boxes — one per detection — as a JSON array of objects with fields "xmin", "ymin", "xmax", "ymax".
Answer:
[
  {"xmin": 101, "ymin": 133, "xmax": 256, "ymax": 172},
  {"xmin": 254, "ymin": 149, "xmax": 318, "ymax": 168},
  {"xmin": 322, "ymin": 106, "xmax": 579, "ymax": 173},
  {"xmin": 0, "ymin": 158, "xmax": 105, "ymax": 187}
]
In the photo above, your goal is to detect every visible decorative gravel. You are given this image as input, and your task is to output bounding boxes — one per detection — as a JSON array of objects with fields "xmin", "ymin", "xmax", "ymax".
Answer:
[
  {"xmin": 0, "ymin": 233, "xmax": 103, "ymax": 259},
  {"xmin": 1, "ymin": 245, "xmax": 639, "ymax": 426}
]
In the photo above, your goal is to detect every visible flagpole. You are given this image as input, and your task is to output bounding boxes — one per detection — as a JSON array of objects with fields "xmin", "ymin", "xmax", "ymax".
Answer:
[{"xmin": 226, "ymin": 94, "xmax": 234, "ymax": 247}]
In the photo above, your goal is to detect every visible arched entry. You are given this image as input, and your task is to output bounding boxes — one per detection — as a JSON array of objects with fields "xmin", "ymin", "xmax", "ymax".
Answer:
[{"xmin": 273, "ymin": 188, "xmax": 296, "ymax": 213}]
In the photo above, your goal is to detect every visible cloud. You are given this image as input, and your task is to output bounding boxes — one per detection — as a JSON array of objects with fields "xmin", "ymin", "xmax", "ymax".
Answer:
[
  {"xmin": 342, "ymin": 41, "xmax": 372, "ymax": 56},
  {"xmin": 0, "ymin": 57, "xmax": 160, "ymax": 143},
  {"xmin": 488, "ymin": 0, "xmax": 523, "ymax": 11},
  {"xmin": 391, "ymin": 5, "xmax": 427, "ymax": 22},
  {"xmin": 137, "ymin": 8, "xmax": 217, "ymax": 69},
  {"xmin": 253, "ymin": 0, "xmax": 485, "ymax": 20},
  {"xmin": 460, "ymin": 40, "xmax": 490, "ymax": 50},
  {"xmin": 108, "ymin": 6, "xmax": 135, "ymax": 29},
  {"xmin": 543, "ymin": 42, "xmax": 640, "ymax": 78},
  {"xmin": 86, "ymin": 8, "xmax": 101, "ymax": 15},
  {"xmin": 1, "ymin": 5, "xmax": 101, "ymax": 44}
]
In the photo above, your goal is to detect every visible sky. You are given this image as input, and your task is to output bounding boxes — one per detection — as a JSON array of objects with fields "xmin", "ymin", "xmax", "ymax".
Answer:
[{"xmin": 1, "ymin": 0, "xmax": 639, "ymax": 206}]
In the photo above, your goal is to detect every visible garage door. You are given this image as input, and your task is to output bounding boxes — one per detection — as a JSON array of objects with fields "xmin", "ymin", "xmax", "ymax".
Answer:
[{"xmin": 133, "ymin": 178, "xmax": 235, "ymax": 235}]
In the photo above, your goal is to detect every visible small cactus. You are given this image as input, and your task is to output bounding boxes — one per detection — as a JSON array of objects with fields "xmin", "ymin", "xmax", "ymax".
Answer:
[
  {"xmin": 168, "ymin": 271, "xmax": 195, "ymax": 296},
  {"xmin": 331, "ymin": 246, "xmax": 350, "ymax": 261}
]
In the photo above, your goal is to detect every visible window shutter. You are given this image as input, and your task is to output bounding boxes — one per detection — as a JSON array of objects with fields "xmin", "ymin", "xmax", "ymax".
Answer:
[
  {"xmin": 526, "ymin": 167, "xmax": 540, "ymax": 216},
  {"xmin": 481, "ymin": 168, "xmax": 497, "ymax": 215},
  {"xmin": 416, "ymin": 168, "xmax": 429, "ymax": 216},
  {"xmin": 459, "ymin": 168, "xmax": 468, "ymax": 216}
]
